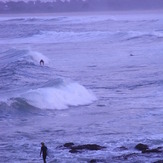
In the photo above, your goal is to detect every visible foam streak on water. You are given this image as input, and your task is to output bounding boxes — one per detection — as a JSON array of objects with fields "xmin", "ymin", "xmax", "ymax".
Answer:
[{"xmin": 0, "ymin": 11, "xmax": 163, "ymax": 163}]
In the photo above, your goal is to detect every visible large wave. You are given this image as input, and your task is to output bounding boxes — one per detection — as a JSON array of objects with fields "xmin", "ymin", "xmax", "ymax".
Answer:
[
  {"xmin": 21, "ymin": 82, "xmax": 96, "ymax": 110},
  {"xmin": 1, "ymin": 30, "xmax": 162, "ymax": 44},
  {"xmin": 0, "ymin": 49, "xmax": 96, "ymax": 110},
  {"xmin": 0, "ymin": 14, "xmax": 162, "ymax": 44}
]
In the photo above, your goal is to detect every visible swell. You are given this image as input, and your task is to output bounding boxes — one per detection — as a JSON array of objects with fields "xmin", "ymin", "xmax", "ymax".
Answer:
[
  {"xmin": 0, "ymin": 49, "xmax": 51, "ymax": 91},
  {"xmin": 0, "ymin": 49, "xmax": 96, "ymax": 112},
  {"xmin": 5, "ymin": 30, "xmax": 162, "ymax": 44}
]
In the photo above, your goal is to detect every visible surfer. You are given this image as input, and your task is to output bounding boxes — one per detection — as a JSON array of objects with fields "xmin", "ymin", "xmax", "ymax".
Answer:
[
  {"xmin": 40, "ymin": 59, "xmax": 44, "ymax": 66},
  {"xmin": 40, "ymin": 142, "xmax": 48, "ymax": 163}
]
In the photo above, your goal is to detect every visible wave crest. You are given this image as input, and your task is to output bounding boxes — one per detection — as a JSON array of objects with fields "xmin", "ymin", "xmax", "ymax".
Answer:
[
  {"xmin": 21, "ymin": 82, "xmax": 97, "ymax": 110},
  {"xmin": 0, "ymin": 48, "xmax": 97, "ymax": 111}
]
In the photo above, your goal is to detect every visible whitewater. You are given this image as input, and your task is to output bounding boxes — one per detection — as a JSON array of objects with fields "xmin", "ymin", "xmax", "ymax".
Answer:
[{"xmin": 0, "ymin": 11, "xmax": 163, "ymax": 163}]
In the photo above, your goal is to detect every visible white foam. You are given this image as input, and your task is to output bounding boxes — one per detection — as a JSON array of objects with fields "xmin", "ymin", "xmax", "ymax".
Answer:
[
  {"xmin": 30, "ymin": 30, "xmax": 108, "ymax": 43},
  {"xmin": 127, "ymin": 30, "xmax": 163, "ymax": 38},
  {"xmin": 21, "ymin": 82, "xmax": 97, "ymax": 110},
  {"xmin": 1, "ymin": 29, "xmax": 162, "ymax": 45},
  {"xmin": 27, "ymin": 50, "xmax": 49, "ymax": 64}
]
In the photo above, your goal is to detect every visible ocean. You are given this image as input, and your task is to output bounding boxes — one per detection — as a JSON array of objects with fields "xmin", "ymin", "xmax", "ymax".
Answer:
[{"xmin": 0, "ymin": 11, "xmax": 163, "ymax": 163}]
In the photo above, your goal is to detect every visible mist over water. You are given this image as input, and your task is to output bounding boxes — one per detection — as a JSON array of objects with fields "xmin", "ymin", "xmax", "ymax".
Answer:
[{"xmin": 0, "ymin": 11, "xmax": 163, "ymax": 162}]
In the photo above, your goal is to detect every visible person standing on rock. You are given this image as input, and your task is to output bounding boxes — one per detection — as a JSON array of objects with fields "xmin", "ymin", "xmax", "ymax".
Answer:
[{"xmin": 40, "ymin": 142, "xmax": 48, "ymax": 163}]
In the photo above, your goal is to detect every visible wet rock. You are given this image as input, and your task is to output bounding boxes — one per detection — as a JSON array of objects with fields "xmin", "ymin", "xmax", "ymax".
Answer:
[
  {"xmin": 122, "ymin": 153, "xmax": 138, "ymax": 160},
  {"xmin": 114, "ymin": 146, "xmax": 128, "ymax": 152},
  {"xmin": 114, "ymin": 153, "xmax": 138, "ymax": 160},
  {"xmin": 63, "ymin": 143, "xmax": 106, "ymax": 153},
  {"xmin": 153, "ymin": 160, "xmax": 163, "ymax": 163},
  {"xmin": 89, "ymin": 159, "xmax": 106, "ymax": 163},
  {"xmin": 157, "ymin": 147, "xmax": 163, "ymax": 150},
  {"xmin": 135, "ymin": 143, "xmax": 149, "ymax": 151},
  {"xmin": 135, "ymin": 144, "xmax": 162, "ymax": 154},
  {"xmin": 142, "ymin": 148, "xmax": 162, "ymax": 153},
  {"xmin": 69, "ymin": 149, "xmax": 80, "ymax": 153},
  {"xmin": 118, "ymin": 146, "xmax": 128, "ymax": 150},
  {"xmin": 71, "ymin": 144, "xmax": 106, "ymax": 151},
  {"xmin": 90, "ymin": 159, "xmax": 97, "ymax": 163},
  {"xmin": 64, "ymin": 142, "xmax": 74, "ymax": 148}
]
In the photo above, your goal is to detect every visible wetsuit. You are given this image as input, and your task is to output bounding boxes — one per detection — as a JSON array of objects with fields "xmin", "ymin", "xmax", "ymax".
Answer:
[
  {"xmin": 40, "ymin": 60, "xmax": 44, "ymax": 65},
  {"xmin": 40, "ymin": 145, "xmax": 47, "ymax": 163}
]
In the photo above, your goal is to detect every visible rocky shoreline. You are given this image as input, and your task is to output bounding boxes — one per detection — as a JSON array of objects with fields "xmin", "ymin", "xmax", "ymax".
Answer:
[{"xmin": 58, "ymin": 142, "xmax": 163, "ymax": 163}]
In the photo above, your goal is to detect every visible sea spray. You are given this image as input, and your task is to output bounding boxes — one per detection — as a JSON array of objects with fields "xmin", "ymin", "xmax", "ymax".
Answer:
[{"xmin": 21, "ymin": 82, "xmax": 97, "ymax": 110}]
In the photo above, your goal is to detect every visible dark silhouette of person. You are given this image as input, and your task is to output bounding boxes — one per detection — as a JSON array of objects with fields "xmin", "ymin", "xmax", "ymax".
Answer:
[
  {"xmin": 40, "ymin": 59, "xmax": 44, "ymax": 66},
  {"xmin": 40, "ymin": 142, "xmax": 47, "ymax": 163}
]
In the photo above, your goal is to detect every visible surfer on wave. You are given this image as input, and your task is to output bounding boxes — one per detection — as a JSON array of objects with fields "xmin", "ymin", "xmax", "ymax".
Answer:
[{"xmin": 40, "ymin": 59, "xmax": 44, "ymax": 66}]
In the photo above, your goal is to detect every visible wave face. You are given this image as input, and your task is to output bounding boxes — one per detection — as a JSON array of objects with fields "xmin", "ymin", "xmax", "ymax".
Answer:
[
  {"xmin": 0, "ymin": 49, "xmax": 96, "ymax": 110},
  {"xmin": 17, "ymin": 30, "xmax": 163, "ymax": 43}
]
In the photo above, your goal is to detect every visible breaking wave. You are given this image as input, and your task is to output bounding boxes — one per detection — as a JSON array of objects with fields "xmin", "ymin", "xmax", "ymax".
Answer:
[
  {"xmin": 2, "ymin": 30, "xmax": 162, "ymax": 44},
  {"xmin": 0, "ymin": 49, "xmax": 96, "ymax": 111}
]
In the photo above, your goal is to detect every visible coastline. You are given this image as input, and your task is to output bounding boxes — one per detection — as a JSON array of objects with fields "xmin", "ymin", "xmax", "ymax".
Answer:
[{"xmin": 0, "ymin": 9, "xmax": 163, "ymax": 18}]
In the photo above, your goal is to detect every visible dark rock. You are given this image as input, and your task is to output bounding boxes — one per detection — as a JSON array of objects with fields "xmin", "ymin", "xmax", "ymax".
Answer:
[
  {"xmin": 64, "ymin": 142, "xmax": 74, "ymax": 148},
  {"xmin": 157, "ymin": 147, "xmax": 163, "ymax": 150},
  {"xmin": 119, "ymin": 146, "xmax": 128, "ymax": 150},
  {"xmin": 63, "ymin": 143, "xmax": 106, "ymax": 153},
  {"xmin": 122, "ymin": 153, "xmax": 138, "ymax": 160},
  {"xmin": 142, "ymin": 148, "xmax": 162, "ymax": 153},
  {"xmin": 114, "ymin": 153, "xmax": 138, "ymax": 160},
  {"xmin": 89, "ymin": 159, "xmax": 106, "ymax": 163},
  {"xmin": 90, "ymin": 159, "xmax": 97, "ymax": 163},
  {"xmin": 135, "ymin": 143, "xmax": 149, "ymax": 151},
  {"xmin": 114, "ymin": 146, "xmax": 128, "ymax": 152},
  {"xmin": 135, "ymin": 144, "xmax": 162, "ymax": 154},
  {"xmin": 71, "ymin": 144, "xmax": 106, "ymax": 151},
  {"xmin": 153, "ymin": 160, "xmax": 163, "ymax": 163},
  {"xmin": 69, "ymin": 149, "xmax": 80, "ymax": 153}
]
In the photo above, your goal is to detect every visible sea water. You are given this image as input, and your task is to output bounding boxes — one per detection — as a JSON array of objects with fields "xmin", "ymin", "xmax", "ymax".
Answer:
[{"xmin": 0, "ymin": 11, "xmax": 163, "ymax": 163}]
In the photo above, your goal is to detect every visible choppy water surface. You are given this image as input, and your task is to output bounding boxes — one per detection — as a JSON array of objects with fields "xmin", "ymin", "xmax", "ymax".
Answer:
[{"xmin": 0, "ymin": 12, "xmax": 163, "ymax": 163}]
